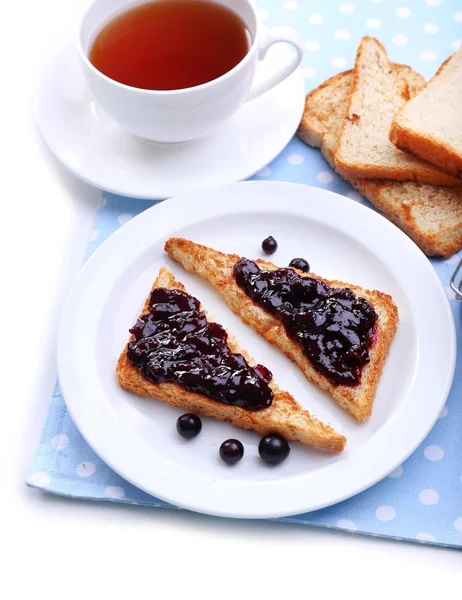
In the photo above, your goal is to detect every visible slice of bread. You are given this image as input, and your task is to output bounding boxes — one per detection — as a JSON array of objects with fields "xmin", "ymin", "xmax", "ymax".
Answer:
[
  {"xmin": 165, "ymin": 239, "xmax": 399, "ymax": 423},
  {"xmin": 117, "ymin": 267, "xmax": 346, "ymax": 452},
  {"xmin": 390, "ymin": 48, "xmax": 462, "ymax": 179},
  {"xmin": 297, "ymin": 68, "xmax": 462, "ymax": 258},
  {"xmin": 334, "ymin": 37, "xmax": 460, "ymax": 186}
]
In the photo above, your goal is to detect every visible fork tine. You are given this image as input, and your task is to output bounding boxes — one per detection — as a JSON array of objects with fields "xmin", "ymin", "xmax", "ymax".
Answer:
[{"xmin": 450, "ymin": 258, "xmax": 462, "ymax": 300}]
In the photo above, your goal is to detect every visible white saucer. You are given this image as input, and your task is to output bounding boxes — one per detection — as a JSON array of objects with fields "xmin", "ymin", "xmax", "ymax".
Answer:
[{"xmin": 35, "ymin": 44, "xmax": 305, "ymax": 199}]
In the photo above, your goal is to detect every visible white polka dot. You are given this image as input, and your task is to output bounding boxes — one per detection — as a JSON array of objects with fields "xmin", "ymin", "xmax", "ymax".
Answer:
[
  {"xmin": 424, "ymin": 23, "xmax": 439, "ymax": 34},
  {"xmin": 393, "ymin": 35, "xmax": 409, "ymax": 46},
  {"xmin": 337, "ymin": 519, "xmax": 357, "ymax": 531},
  {"xmin": 376, "ymin": 506, "xmax": 396, "ymax": 521},
  {"xmin": 426, "ymin": 0, "xmax": 440, "ymax": 5},
  {"xmin": 424, "ymin": 445, "xmax": 444, "ymax": 461},
  {"xmin": 301, "ymin": 67, "xmax": 317, "ymax": 79},
  {"xmin": 257, "ymin": 9, "xmax": 268, "ymax": 21},
  {"xmin": 283, "ymin": 1, "xmax": 298, "ymax": 10},
  {"xmin": 105, "ymin": 486, "xmax": 125, "ymax": 499},
  {"xmin": 439, "ymin": 405, "xmax": 448, "ymax": 419},
  {"xmin": 331, "ymin": 57, "xmax": 347, "ymax": 69},
  {"xmin": 421, "ymin": 51, "xmax": 437, "ymax": 61},
  {"xmin": 305, "ymin": 40, "xmax": 320, "ymax": 52},
  {"xmin": 460, "ymin": 474, "xmax": 462, "ymax": 484},
  {"xmin": 99, "ymin": 196, "xmax": 107, "ymax": 209},
  {"xmin": 416, "ymin": 532, "xmax": 437, "ymax": 542},
  {"xmin": 454, "ymin": 12, "xmax": 462, "ymax": 23},
  {"xmin": 454, "ymin": 517, "xmax": 462, "ymax": 532},
  {"xmin": 388, "ymin": 465, "xmax": 403, "ymax": 478},
  {"xmin": 288, "ymin": 154, "xmax": 305, "ymax": 165},
  {"xmin": 89, "ymin": 229, "xmax": 99, "ymax": 242},
  {"xmin": 51, "ymin": 433, "xmax": 69, "ymax": 450},
  {"xmin": 30, "ymin": 471, "xmax": 51, "ymax": 487},
  {"xmin": 419, "ymin": 489, "xmax": 439, "ymax": 506},
  {"xmin": 317, "ymin": 171, "xmax": 334, "ymax": 184},
  {"xmin": 451, "ymin": 40, "xmax": 462, "ymax": 51},
  {"xmin": 257, "ymin": 166, "xmax": 271, "ymax": 177},
  {"xmin": 365, "ymin": 18, "xmax": 381, "ymax": 29},
  {"xmin": 76, "ymin": 462, "xmax": 96, "ymax": 477},
  {"xmin": 117, "ymin": 213, "xmax": 133, "ymax": 226},
  {"xmin": 347, "ymin": 191, "xmax": 364, "ymax": 202},
  {"xmin": 335, "ymin": 29, "xmax": 351, "ymax": 41},
  {"xmin": 339, "ymin": 3, "xmax": 355, "ymax": 14},
  {"xmin": 445, "ymin": 286, "xmax": 456, "ymax": 301},
  {"xmin": 309, "ymin": 14, "xmax": 324, "ymax": 25},
  {"xmin": 396, "ymin": 7, "xmax": 411, "ymax": 18}
]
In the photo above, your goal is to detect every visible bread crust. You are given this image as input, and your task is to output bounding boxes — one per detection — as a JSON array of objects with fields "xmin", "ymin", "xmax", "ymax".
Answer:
[
  {"xmin": 389, "ymin": 126, "xmax": 462, "ymax": 179},
  {"xmin": 117, "ymin": 267, "xmax": 346, "ymax": 452},
  {"xmin": 164, "ymin": 239, "xmax": 399, "ymax": 423},
  {"xmin": 390, "ymin": 51, "xmax": 462, "ymax": 179},
  {"xmin": 297, "ymin": 65, "xmax": 462, "ymax": 258},
  {"xmin": 334, "ymin": 38, "xmax": 461, "ymax": 186}
]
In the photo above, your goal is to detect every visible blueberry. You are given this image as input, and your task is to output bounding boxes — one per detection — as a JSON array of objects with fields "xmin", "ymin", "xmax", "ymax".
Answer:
[
  {"xmin": 219, "ymin": 439, "xmax": 244, "ymax": 464},
  {"xmin": 289, "ymin": 258, "xmax": 310, "ymax": 273},
  {"xmin": 262, "ymin": 236, "xmax": 278, "ymax": 254},
  {"xmin": 258, "ymin": 434, "xmax": 290, "ymax": 465},
  {"xmin": 176, "ymin": 413, "xmax": 202, "ymax": 439}
]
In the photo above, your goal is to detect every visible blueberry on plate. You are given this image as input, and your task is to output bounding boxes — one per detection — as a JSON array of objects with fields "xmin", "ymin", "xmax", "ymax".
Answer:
[
  {"xmin": 258, "ymin": 434, "xmax": 290, "ymax": 465},
  {"xmin": 289, "ymin": 258, "xmax": 310, "ymax": 273},
  {"xmin": 176, "ymin": 413, "xmax": 202, "ymax": 439},
  {"xmin": 219, "ymin": 439, "xmax": 244, "ymax": 464},
  {"xmin": 262, "ymin": 236, "xmax": 278, "ymax": 254}
]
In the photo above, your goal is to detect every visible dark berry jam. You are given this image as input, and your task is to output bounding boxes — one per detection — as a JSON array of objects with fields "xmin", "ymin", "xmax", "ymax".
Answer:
[
  {"xmin": 234, "ymin": 259, "xmax": 378, "ymax": 386},
  {"xmin": 127, "ymin": 287, "xmax": 273, "ymax": 410}
]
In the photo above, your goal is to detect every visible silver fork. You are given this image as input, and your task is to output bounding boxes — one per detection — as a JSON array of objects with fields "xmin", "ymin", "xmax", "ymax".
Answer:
[{"xmin": 450, "ymin": 258, "xmax": 462, "ymax": 301}]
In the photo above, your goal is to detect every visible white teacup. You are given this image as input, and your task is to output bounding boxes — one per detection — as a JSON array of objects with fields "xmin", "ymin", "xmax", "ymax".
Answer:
[{"xmin": 77, "ymin": 0, "xmax": 304, "ymax": 143}]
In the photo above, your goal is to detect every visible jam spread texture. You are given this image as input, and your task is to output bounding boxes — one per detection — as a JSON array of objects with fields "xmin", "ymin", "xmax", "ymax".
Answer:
[
  {"xmin": 127, "ymin": 287, "xmax": 273, "ymax": 410},
  {"xmin": 234, "ymin": 259, "xmax": 378, "ymax": 386}
]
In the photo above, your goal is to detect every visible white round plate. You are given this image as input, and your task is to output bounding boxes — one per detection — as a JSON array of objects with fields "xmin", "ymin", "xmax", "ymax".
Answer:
[
  {"xmin": 35, "ymin": 44, "xmax": 305, "ymax": 199},
  {"xmin": 58, "ymin": 182, "xmax": 456, "ymax": 518}
]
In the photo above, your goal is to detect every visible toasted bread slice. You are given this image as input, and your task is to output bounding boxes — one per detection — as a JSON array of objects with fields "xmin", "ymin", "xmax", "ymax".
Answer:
[
  {"xmin": 165, "ymin": 239, "xmax": 398, "ymax": 423},
  {"xmin": 117, "ymin": 267, "xmax": 346, "ymax": 452},
  {"xmin": 297, "ymin": 68, "xmax": 462, "ymax": 258},
  {"xmin": 390, "ymin": 48, "xmax": 462, "ymax": 179},
  {"xmin": 334, "ymin": 38, "xmax": 460, "ymax": 186}
]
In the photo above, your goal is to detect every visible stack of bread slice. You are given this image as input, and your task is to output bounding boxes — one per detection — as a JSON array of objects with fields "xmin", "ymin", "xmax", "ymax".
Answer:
[{"xmin": 297, "ymin": 37, "xmax": 462, "ymax": 258}]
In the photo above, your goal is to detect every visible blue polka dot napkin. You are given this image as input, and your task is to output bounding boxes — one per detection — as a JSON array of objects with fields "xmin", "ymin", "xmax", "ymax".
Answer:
[{"xmin": 28, "ymin": 0, "xmax": 462, "ymax": 548}]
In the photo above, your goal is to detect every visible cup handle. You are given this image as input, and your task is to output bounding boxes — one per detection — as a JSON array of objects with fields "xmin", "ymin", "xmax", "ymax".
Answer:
[{"xmin": 245, "ymin": 26, "xmax": 304, "ymax": 102}]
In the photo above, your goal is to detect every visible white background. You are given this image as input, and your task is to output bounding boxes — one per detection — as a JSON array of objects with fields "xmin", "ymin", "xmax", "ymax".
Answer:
[{"xmin": 2, "ymin": 1, "xmax": 460, "ymax": 597}]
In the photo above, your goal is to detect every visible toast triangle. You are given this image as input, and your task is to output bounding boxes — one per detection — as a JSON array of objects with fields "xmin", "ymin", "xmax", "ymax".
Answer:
[
  {"xmin": 117, "ymin": 267, "xmax": 346, "ymax": 452},
  {"xmin": 390, "ymin": 48, "xmax": 462, "ymax": 179},
  {"xmin": 164, "ymin": 239, "xmax": 398, "ymax": 422}
]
